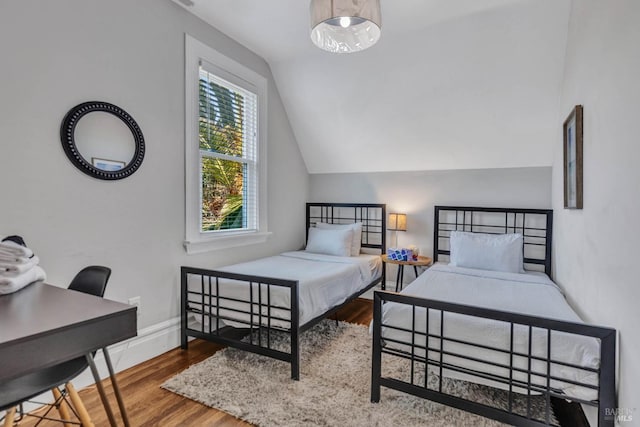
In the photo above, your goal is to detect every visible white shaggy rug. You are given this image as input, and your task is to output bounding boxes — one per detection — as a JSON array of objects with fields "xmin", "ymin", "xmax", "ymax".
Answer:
[{"xmin": 162, "ymin": 321, "xmax": 556, "ymax": 426}]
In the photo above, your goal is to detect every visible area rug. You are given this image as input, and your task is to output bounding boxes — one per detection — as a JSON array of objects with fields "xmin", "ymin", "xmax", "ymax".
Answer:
[{"xmin": 162, "ymin": 321, "xmax": 556, "ymax": 426}]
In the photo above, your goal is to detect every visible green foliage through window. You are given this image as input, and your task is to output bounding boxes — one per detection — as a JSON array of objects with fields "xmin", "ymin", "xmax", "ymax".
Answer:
[{"xmin": 199, "ymin": 74, "xmax": 247, "ymax": 231}]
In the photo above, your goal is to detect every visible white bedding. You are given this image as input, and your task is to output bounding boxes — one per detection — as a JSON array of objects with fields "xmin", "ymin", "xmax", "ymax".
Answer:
[
  {"xmin": 187, "ymin": 251, "xmax": 381, "ymax": 330},
  {"xmin": 380, "ymin": 263, "xmax": 600, "ymax": 401}
]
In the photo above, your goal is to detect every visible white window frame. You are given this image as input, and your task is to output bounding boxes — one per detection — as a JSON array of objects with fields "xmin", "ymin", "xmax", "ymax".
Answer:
[{"xmin": 184, "ymin": 34, "xmax": 269, "ymax": 254}]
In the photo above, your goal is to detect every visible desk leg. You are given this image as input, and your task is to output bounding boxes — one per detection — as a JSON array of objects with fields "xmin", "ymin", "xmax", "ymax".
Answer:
[
  {"xmin": 3, "ymin": 406, "xmax": 16, "ymax": 427},
  {"xmin": 102, "ymin": 347, "xmax": 131, "ymax": 427},
  {"xmin": 413, "ymin": 266, "xmax": 419, "ymax": 278},
  {"xmin": 86, "ymin": 354, "xmax": 118, "ymax": 427}
]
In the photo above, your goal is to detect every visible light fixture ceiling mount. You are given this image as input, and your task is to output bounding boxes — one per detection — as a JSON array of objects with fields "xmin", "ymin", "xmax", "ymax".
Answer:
[{"xmin": 310, "ymin": 0, "xmax": 382, "ymax": 54}]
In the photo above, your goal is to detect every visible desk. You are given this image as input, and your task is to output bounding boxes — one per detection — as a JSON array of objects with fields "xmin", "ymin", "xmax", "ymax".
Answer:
[
  {"xmin": 0, "ymin": 282, "xmax": 137, "ymax": 426},
  {"xmin": 381, "ymin": 255, "xmax": 432, "ymax": 292}
]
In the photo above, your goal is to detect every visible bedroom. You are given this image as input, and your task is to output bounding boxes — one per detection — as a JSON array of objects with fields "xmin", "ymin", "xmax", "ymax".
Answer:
[{"xmin": 0, "ymin": 0, "xmax": 637, "ymax": 426}]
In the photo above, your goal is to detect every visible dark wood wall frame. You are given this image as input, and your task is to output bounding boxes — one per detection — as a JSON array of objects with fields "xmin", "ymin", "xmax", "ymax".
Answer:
[{"xmin": 563, "ymin": 105, "xmax": 583, "ymax": 209}]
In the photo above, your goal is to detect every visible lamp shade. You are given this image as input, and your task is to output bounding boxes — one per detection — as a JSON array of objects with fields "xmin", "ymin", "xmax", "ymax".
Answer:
[
  {"xmin": 388, "ymin": 213, "xmax": 407, "ymax": 231},
  {"xmin": 310, "ymin": 0, "xmax": 382, "ymax": 53}
]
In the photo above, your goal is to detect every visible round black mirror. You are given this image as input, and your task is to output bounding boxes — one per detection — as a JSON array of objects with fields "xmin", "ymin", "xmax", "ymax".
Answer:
[{"xmin": 60, "ymin": 101, "xmax": 145, "ymax": 180}]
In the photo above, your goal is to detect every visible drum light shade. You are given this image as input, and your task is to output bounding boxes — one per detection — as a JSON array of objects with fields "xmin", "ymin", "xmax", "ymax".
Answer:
[
  {"xmin": 310, "ymin": 0, "xmax": 382, "ymax": 53},
  {"xmin": 388, "ymin": 213, "xmax": 407, "ymax": 231}
]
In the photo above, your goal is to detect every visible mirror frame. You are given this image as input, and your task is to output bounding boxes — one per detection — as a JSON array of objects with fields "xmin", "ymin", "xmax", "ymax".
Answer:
[{"xmin": 60, "ymin": 101, "xmax": 145, "ymax": 180}]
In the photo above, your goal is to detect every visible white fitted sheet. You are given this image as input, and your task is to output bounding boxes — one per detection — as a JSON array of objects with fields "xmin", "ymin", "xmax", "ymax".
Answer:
[
  {"xmin": 379, "ymin": 263, "xmax": 600, "ymax": 401},
  {"xmin": 187, "ymin": 251, "xmax": 381, "ymax": 329}
]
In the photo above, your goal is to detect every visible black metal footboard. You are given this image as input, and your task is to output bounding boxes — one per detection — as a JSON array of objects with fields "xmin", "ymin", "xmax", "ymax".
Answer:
[
  {"xmin": 181, "ymin": 266, "xmax": 301, "ymax": 379},
  {"xmin": 371, "ymin": 291, "xmax": 617, "ymax": 427}
]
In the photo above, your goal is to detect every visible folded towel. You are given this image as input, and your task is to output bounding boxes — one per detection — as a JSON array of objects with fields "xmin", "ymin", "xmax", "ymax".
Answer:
[
  {"xmin": 0, "ymin": 241, "xmax": 33, "ymax": 258},
  {"xmin": 0, "ymin": 254, "xmax": 32, "ymax": 264},
  {"xmin": 0, "ymin": 256, "xmax": 40, "ymax": 274},
  {"xmin": 0, "ymin": 266, "xmax": 46, "ymax": 295}
]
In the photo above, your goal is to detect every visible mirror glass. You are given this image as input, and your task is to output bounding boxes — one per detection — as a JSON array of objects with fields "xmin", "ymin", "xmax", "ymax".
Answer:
[
  {"xmin": 61, "ymin": 101, "xmax": 145, "ymax": 180},
  {"xmin": 74, "ymin": 112, "xmax": 136, "ymax": 171}
]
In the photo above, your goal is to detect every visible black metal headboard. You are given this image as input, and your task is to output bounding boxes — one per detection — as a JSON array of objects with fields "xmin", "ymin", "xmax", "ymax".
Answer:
[
  {"xmin": 306, "ymin": 203, "xmax": 386, "ymax": 252},
  {"xmin": 433, "ymin": 206, "xmax": 553, "ymax": 276}
]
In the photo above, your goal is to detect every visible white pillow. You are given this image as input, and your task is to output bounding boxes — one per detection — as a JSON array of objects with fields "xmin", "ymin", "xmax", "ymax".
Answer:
[
  {"xmin": 305, "ymin": 227, "xmax": 353, "ymax": 257},
  {"xmin": 316, "ymin": 222, "xmax": 363, "ymax": 256},
  {"xmin": 449, "ymin": 231, "xmax": 524, "ymax": 273}
]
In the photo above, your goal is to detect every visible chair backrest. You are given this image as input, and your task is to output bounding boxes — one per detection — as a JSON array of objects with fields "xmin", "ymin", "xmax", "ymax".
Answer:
[{"xmin": 68, "ymin": 266, "xmax": 111, "ymax": 297}]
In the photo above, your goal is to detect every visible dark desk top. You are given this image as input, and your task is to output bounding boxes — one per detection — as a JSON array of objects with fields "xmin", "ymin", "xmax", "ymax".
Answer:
[{"xmin": 0, "ymin": 282, "xmax": 137, "ymax": 382}]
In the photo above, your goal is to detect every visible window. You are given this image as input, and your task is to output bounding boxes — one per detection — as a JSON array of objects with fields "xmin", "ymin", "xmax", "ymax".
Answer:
[
  {"xmin": 185, "ymin": 35, "xmax": 269, "ymax": 254},
  {"xmin": 199, "ymin": 67, "xmax": 257, "ymax": 232}
]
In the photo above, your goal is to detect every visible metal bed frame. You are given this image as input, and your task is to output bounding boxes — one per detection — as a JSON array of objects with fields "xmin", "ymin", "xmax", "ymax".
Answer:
[
  {"xmin": 181, "ymin": 202, "xmax": 386, "ymax": 380},
  {"xmin": 371, "ymin": 206, "xmax": 617, "ymax": 426}
]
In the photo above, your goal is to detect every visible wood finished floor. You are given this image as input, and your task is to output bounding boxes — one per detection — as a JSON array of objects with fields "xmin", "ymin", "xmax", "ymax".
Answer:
[{"xmin": 19, "ymin": 298, "xmax": 373, "ymax": 427}]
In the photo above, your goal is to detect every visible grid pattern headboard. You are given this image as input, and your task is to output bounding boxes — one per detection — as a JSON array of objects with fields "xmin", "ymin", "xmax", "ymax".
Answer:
[
  {"xmin": 433, "ymin": 206, "xmax": 553, "ymax": 276},
  {"xmin": 306, "ymin": 203, "xmax": 386, "ymax": 252}
]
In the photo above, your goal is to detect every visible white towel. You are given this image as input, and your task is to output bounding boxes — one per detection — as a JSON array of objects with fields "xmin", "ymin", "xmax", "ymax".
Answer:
[
  {"xmin": 0, "ymin": 241, "xmax": 34, "ymax": 258},
  {"xmin": 0, "ymin": 256, "xmax": 40, "ymax": 274},
  {"xmin": 0, "ymin": 266, "xmax": 46, "ymax": 294},
  {"xmin": 0, "ymin": 254, "xmax": 32, "ymax": 264}
]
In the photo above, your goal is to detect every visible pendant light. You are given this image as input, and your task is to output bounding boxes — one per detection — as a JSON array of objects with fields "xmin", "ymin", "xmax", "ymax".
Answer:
[{"xmin": 310, "ymin": 0, "xmax": 382, "ymax": 53}]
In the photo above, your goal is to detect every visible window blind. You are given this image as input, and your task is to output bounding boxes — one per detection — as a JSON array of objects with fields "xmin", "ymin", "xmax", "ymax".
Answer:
[{"xmin": 198, "ymin": 63, "xmax": 259, "ymax": 232}]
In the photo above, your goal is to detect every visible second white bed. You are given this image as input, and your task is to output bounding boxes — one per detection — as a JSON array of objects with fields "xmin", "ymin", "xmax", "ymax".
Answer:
[{"xmin": 380, "ymin": 263, "xmax": 600, "ymax": 401}]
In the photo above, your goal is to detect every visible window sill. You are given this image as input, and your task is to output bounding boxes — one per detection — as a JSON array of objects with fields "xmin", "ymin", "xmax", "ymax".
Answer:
[{"xmin": 184, "ymin": 231, "xmax": 272, "ymax": 255}]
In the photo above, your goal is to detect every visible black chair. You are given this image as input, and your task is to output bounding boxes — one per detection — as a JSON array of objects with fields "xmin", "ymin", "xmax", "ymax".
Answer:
[
  {"xmin": 0, "ymin": 266, "xmax": 111, "ymax": 427},
  {"xmin": 68, "ymin": 266, "xmax": 111, "ymax": 298}
]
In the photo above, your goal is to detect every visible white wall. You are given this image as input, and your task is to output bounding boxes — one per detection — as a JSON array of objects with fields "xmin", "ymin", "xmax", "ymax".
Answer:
[
  {"xmin": 310, "ymin": 167, "xmax": 551, "ymax": 283},
  {"xmin": 552, "ymin": 0, "xmax": 640, "ymax": 423},
  {"xmin": 272, "ymin": 0, "xmax": 571, "ymax": 174},
  {"xmin": 0, "ymin": 0, "xmax": 308, "ymax": 332}
]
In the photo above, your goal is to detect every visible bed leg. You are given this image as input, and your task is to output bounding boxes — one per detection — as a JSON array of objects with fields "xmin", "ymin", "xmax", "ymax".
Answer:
[
  {"xmin": 180, "ymin": 308, "xmax": 188, "ymax": 349},
  {"xmin": 290, "ymin": 282, "xmax": 300, "ymax": 380},
  {"xmin": 598, "ymin": 331, "xmax": 616, "ymax": 427},
  {"xmin": 371, "ymin": 292, "xmax": 382, "ymax": 403},
  {"xmin": 291, "ymin": 362, "xmax": 300, "ymax": 381},
  {"xmin": 180, "ymin": 267, "xmax": 188, "ymax": 350},
  {"xmin": 291, "ymin": 337, "xmax": 300, "ymax": 381},
  {"xmin": 180, "ymin": 267, "xmax": 190, "ymax": 350},
  {"xmin": 371, "ymin": 367, "xmax": 381, "ymax": 403},
  {"xmin": 291, "ymin": 325, "xmax": 300, "ymax": 380},
  {"xmin": 181, "ymin": 332, "xmax": 188, "ymax": 350}
]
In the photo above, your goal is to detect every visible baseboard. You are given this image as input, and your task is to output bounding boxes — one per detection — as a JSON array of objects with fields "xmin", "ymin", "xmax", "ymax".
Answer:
[{"xmin": 14, "ymin": 316, "xmax": 182, "ymax": 414}]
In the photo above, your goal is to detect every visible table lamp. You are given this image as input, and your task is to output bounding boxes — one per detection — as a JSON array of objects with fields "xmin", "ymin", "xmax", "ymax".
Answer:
[{"xmin": 388, "ymin": 213, "xmax": 407, "ymax": 248}]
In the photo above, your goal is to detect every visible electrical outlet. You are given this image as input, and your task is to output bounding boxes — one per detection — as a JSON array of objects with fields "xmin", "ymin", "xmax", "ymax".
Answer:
[{"xmin": 128, "ymin": 296, "xmax": 141, "ymax": 317}]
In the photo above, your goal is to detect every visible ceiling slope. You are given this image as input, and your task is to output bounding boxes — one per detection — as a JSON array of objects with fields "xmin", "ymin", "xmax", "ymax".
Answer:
[{"xmin": 174, "ymin": 0, "xmax": 571, "ymax": 173}]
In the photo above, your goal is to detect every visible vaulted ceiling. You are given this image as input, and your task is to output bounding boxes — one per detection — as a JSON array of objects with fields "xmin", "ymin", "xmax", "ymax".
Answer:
[{"xmin": 174, "ymin": 0, "xmax": 571, "ymax": 173}]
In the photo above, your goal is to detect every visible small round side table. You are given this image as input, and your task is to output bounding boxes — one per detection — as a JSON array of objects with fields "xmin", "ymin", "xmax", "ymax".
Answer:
[{"xmin": 381, "ymin": 255, "xmax": 433, "ymax": 292}]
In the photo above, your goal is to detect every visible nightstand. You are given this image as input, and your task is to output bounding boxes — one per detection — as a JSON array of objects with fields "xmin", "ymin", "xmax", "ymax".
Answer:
[{"xmin": 381, "ymin": 255, "xmax": 433, "ymax": 292}]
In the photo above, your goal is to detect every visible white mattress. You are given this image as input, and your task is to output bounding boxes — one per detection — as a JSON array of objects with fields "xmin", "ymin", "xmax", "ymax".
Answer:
[
  {"xmin": 379, "ymin": 263, "xmax": 600, "ymax": 401},
  {"xmin": 187, "ymin": 251, "xmax": 381, "ymax": 329}
]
